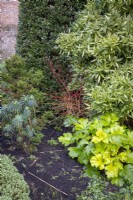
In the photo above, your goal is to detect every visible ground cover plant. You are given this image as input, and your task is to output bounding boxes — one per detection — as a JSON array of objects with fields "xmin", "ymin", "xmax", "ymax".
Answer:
[
  {"xmin": 57, "ymin": 0, "xmax": 133, "ymax": 122},
  {"xmin": 77, "ymin": 177, "xmax": 132, "ymax": 200},
  {"xmin": 59, "ymin": 114, "xmax": 133, "ymax": 195},
  {"xmin": 1, "ymin": 154, "xmax": 30, "ymax": 200}
]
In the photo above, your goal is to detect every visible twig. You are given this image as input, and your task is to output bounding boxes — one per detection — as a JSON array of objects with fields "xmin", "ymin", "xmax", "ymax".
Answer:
[
  {"xmin": 40, "ymin": 150, "xmax": 63, "ymax": 153},
  {"xmin": 30, "ymin": 158, "xmax": 39, "ymax": 167},
  {"xmin": 28, "ymin": 172, "xmax": 68, "ymax": 196}
]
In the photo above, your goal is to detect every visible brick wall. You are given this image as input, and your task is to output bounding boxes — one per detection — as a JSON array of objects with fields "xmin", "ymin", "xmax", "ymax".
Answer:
[{"xmin": 0, "ymin": 0, "xmax": 19, "ymax": 61}]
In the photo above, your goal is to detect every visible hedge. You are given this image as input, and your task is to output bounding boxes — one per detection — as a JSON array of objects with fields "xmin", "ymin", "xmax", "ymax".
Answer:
[{"xmin": 17, "ymin": 0, "xmax": 87, "ymax": 91}]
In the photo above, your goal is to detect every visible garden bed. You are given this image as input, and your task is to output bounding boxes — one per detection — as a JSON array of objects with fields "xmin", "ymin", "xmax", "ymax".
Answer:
[{"xmin": 1, "ymin": 127, "xmax": 89, "ymax": 200}]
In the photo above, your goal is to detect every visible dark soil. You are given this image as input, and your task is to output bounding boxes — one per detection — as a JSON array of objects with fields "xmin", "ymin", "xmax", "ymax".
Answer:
[{"xmin": 1, "ymin": 127, "xmax": 89, "ymax": 200}]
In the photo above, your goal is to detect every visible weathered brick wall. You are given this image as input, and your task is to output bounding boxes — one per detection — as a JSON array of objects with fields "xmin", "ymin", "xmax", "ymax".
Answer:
[{"xmin": 0, "ymin": 0, "xmax": 19, "ymax": 61}]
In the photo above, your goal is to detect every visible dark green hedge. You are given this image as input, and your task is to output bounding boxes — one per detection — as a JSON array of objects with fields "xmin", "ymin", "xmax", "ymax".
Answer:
[{"xmin": 17, "ymin": 0, "xmax": 87, "ymax": 90}]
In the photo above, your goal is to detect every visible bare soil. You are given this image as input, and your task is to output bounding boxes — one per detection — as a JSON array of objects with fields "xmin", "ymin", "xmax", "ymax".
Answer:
[{"xmin": 1, "ymin": 127, "xmax": 89, "ymax": 200}]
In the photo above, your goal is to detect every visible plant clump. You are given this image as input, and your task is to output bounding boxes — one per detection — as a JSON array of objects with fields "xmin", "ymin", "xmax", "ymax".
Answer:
[
  {"xmin": 0, "ymin": 154, "xmax": 30, "ymax": 200},
  {"xmin": 48, "ymin": 61, "xmax": 85, "ymax": 117},
  {"xmin": 59, "ymin": 114, "xmax": 133, "ymax": 191},
  {"xmin": 76, "ymin": 177, "xmax": 133, "ymax": 200},
  {"xmin": 1, "ymin": 95, "xmax": 43, "ymax": 151}
]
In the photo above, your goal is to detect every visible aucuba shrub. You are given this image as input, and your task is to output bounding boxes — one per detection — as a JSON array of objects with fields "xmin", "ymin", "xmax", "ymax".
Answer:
[
  {"xmin": 59, "ymin": 114, "xmax": 133, "ymax": 190},
  {"xmin": 1, "ymin": 95, "xmax": 43, "ymax": 151},
  {"xmin": 57, "ymin": 0, "xmax": 133, "ymax": 122},
  {"xmin": 1, "ymin": 154, "xmax": 30, "ymax": 200}
]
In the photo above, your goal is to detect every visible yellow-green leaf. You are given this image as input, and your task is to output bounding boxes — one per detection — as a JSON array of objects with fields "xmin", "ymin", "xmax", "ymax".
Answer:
[
  {"xmin": 105, "ymin": 162, "xmax": 123, "ymax": 178},
  {"xmin": 58, "ymin": 133, "xmax": 73, "ymax": 146},
  {"xmin": 127, "ymin": 152, "xmax": 133, "ymax": 163},
  {"xmin": 90, "ymin": 154, "xmax": 105, "ymax": 170},
  {"xmin": 118, "ymin": 152, "xmax": 127, "ymax": 162},
  {"xmin": 111, "ymin": 177, "xmax": 124, "ymax": 187},
  {"xmin": 102, "ymin": 151, "xmax": 112, "ymax": 165},
  {"xmin": 92, "ymin": 130, "xmax": 107, "ymax": 143}
]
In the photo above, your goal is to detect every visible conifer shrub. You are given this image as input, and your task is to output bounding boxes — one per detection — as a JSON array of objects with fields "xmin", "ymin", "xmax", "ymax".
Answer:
[
  {"xmin": 57, "ymin": 0, "xmax": 133, "ymax": 122},
  {"xmin": 2, "ymin": 55, "xmax": 44, "ymax": 107},
  {"xmin": 0, "ymin": 154, "xmax": 30, "ymax": 200},
  {"xmin": 1, "ymin": 55, "xmax": 54, "ymax": 127}
]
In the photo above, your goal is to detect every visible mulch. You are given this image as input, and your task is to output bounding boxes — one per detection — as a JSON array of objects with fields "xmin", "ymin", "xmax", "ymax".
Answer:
[{"xmin": 1, "ymin": 127, "xmax": 89, "ymax": 200}]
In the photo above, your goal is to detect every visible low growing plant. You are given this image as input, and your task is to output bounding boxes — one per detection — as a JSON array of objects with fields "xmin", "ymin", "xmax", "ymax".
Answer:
[
  {"xmin": 1, "ymin": 154, "xmax": 30, "ymax": 200},
  {"xmin": 1, "ymin": 95, "xmax": 43, "ymax": 151},
  {"xmin": 76, "ymin": 177, "xmax": 133, "ymax": 200},
  {"xmin": 48, "ymin": 138, "xmax": 59, "ymax": 146},
  {"xmin": 59, "ymin": 113, "xmax": 133, "ymax": 189}
]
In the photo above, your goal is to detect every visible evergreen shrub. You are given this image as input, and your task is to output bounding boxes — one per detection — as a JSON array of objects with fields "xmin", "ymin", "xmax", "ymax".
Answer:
[
  {"xmin": 1, "ymin": 55, "xmax": 54, "ymax": 127},
  {"xmin": 17, "ymin": 0, "xmax": 87, "ymax": 91},
  {"xmin": 0, "ymin": 154, "xmax": 30, "ymax": 200},
  {"xmin": 57, "ymin": 0, "xmax": 133, "ymax": 121},
  {"xmin": 2, "ymin": 55, "xmax": 44, "ymax": 105},
  {"xmin": 91, "ymin": 64, "xmax": 133, "ymax": 120}
]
